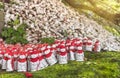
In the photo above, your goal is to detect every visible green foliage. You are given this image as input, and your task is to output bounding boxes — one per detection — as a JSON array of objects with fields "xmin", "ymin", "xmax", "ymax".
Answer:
[
  {"xmin": 63, "ymin": 30, "xmax": 68, "ymax": 38},
  {"xmin": 40, "ymin": 37, "xmax": 55, "ymax": 45},
  {"xmin": 1, "ymin": 23, "xmax": 28, "ymax": 44},
  {"xmin": 59, "ymin": 30, "xmax": 68, "ymax": 38},
  {"xmin": 63, "ymin": 0, "xmax": 120, "ymax": 36},
  {"xmin": 17, "ymin": 23, "xmax": 28, "ymax": 35},
  {"xmin": 7, "ymin": 17, "xmax": 20, "ymax": 26},
  {"xmin": 104, "ymin": 26, "xmax": 120, "ymax": 36}
]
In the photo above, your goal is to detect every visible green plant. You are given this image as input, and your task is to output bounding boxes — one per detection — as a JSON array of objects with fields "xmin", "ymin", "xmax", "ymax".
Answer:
[
  {"xmin": 40, "ymin": 37, "xmax": 55, "ymax": 45},
  {"xmin": 59, "ymin": 30, "xmax": 68, "ymax": 38},
  {"xmin": 1, "ymin": 23, "xmax": 28, "ymax": 44},
  {"xmin": 63, "ymin": 30, "xmax": 68, "ymax": 38},
  {"xmin": 7, "ymin": 17, "xmax": 20, "ymax": 26},
  {"xmin": 104, "ymin": 26, "xmax": 120, "ymax": 36}
]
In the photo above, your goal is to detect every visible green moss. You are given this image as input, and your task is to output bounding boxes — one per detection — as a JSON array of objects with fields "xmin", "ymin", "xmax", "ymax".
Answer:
[
  {"xmin": 7, "ymin": 17, "xmax": 20, "ymax": 26},
  {"xmin": 104, "ymin": 26, "xmax": 120, "ymax": 36},
  {"xmin": 40, "ymin": 37, "xmax": 55, "ymax": 45},
  {"xmin": 63, "ymin": 0, "xmax": 120, "ymax": 37}
]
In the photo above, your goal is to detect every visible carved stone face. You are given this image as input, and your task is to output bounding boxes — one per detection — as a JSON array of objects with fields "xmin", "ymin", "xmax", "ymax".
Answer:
[
  {"xmin": 31, "ymin": 54, "xmax": 38, "ymax": 58},
  {"xmin": 70, "ymin": 46, "xmax": 74, "ymax": 49},
  {"xmin": 14, "ymin": 55, "xmax": 18, "ymax": 58},
  {"xmin": 4, "ymin": 53, "xmax": 8, "ymax": 57},
  {"xmin": 13, "ymin": 49, "xmax": 17, "ymax": 52},
  {"xmin": 77, "ymin": 47, "xmax": 82, "ymax": 50},
  {"xmin": 38, "ymin": 53, "xmax": 42, "ymax": 56},
  {"xmin": 66, "ymin": 43, "xmax": 71, "ymax": 46},
  {"xmin": 76, "ymin": 41, "xmax": 81, "ymax": 44},
  {"xmin": 55, "ymin": 44, "xmax": 59, "ymax": 47},
  {"xmin": 26, "ymin": 48, "xmax": 33, "ymax": 51},
  {"xmin": 52, "ymin": 45, "xmax": 56, "ymax": 48},
  {"xmin": 41, "ymin": 47, "xmax": 46, "ymax": 51},
  {"xmin": 47, "ymin": 46, "xmax": 51, "ymax": 49},
  {"xmin": 60, "ymin": 48, "xmax": 65, "ymax": 52},
  {"xmin": 19, "ymin": 55, "xmax": 26, "ymax": 59},
  {"xmin": 88, "ymin": 40, "xmax": 91, "ymax": 42},
  {"xmin": 83, "ymin": 39, "xmax": 87, "ymax": 42},
  {"xmin": 45, "ymin": 49, "xmax": 50, "ymax": 54},
  {"xmin": 7, "ymin": 55, "xmax": 12, "ymax": 58}
]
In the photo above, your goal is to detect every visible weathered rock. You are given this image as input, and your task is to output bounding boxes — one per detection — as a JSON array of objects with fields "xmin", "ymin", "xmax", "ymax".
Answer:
[
  {"xmin": 3, "ymin": 0, "xmax": 120, "ymax": 51},
  {"xmin": 0, "ymin": 11, "xmax": 4, "ymax": 33}
]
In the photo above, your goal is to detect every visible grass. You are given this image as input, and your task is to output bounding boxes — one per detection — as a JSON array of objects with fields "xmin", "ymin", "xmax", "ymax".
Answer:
[{"xmin": 0, "ymin": 51, "xmax": 120, "ymax": 78}]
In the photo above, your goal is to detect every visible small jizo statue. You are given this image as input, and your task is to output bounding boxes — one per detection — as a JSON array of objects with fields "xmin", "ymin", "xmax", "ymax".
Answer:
[
  {"xmin": 86, "ymin": 38, "xmax": 93, "ymax": 51},
  {"xmin": 29, "ymin": 49, "xmax": 39, "ymax": 72},
  {"xmin": 58, "ymin": 41, "xmax": 68, "ymax": 64},
  {"xmin": 2, "ymin": 48, "xmax": 9, "ymax": 70},
  {"xmin": 6, "ymin": 52, "xmax": 14, "ymax": 72},
  {"xmin": 69, "ymin": 39, "xmax": 76, "ymax": 61},
  {"xmin": 75, "ymin": 40, "xmax": 84, "ymax": 61},
  {"xmin": 93, "ymin": 40, "xmax": 101, "ymax": 52},
  {"xmin": 0, "ymin": 45, "xmax": 4, "ymax": 66},
  {"xmin": 17, "ymin": 51, "xmax": 27, "ymax": 72},
  {"xmin": 44, "ymin": 45, "xmax": 57, "ymax": 66}
]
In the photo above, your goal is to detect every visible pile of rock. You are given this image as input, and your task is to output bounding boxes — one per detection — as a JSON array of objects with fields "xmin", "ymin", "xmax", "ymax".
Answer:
[{"xmin": 4, "ymin": 0, "xmax": 120, "ymax": 51}]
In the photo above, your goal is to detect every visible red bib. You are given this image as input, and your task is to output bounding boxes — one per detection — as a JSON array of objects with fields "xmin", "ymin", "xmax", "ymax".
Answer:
[
  {"xmin": 45, "ymin": 52, "xmax": 52, "ymax": 58},
  {"xmin": 39, "ymin": 56, "xmax": 44, "ymax": 61},
  {"xmin": 77, "ymin": 50, "xmax": 83, "ymax": 53},
  {"xmin": 60, "ymin": 52, "xmax": 67, "ymax": 56},
  {"xmin": 30, "ymin": 57, "xmax": 39, "ymax": 62},
  {"xmin": 4, "ymin": 57, "xmax": 10, "ymax": 60},
  {"xmin": 87, "ymin": 42, "xmax": 92, "ymax": 45},
  {"xmin": 18, "ymin": 58, "xmax": 26, "ymax": 62}
]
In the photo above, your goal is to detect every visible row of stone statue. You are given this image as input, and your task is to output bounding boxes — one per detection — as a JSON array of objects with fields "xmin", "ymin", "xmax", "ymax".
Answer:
[{"xmin": 0, "ymin": 38, "xmax": 101, "ymax": 72}]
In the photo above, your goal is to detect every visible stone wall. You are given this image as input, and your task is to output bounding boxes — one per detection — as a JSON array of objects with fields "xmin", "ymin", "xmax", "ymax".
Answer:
[
  {"xmin": 0, "ymin": 0, "xmax": 10, "ymax": 3},
  {"xmin": 0, "ymin": 11, "xmax": 4, "ymax": 33}
]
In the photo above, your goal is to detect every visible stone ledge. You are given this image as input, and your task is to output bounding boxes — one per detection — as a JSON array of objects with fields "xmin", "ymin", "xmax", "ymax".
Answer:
[
  {"xmin": 0, "ymin": 11, "xmax": 4, "ymax": 21},
  {"xmin": 0, "ymin": 11, "xmax": 4, "ymax": 33},
  {"xmin": 0, "ymin": 21, "xmax": 4, "ymax": 33}
]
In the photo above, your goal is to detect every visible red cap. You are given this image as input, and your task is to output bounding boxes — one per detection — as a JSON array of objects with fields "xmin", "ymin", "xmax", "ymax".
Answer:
[
  {"xmin": 96, "ymin": 40, "xmax": 99, "ymax": 43},
  {"xmin": 30, "ymin": 49, "xmax": 39, "ymax": 55}
]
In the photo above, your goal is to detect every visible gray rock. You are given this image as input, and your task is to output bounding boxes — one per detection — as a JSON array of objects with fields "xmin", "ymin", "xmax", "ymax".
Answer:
[{"xmin": 4, "ymin": 0, "xmax": 120, "ymax": 51}]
